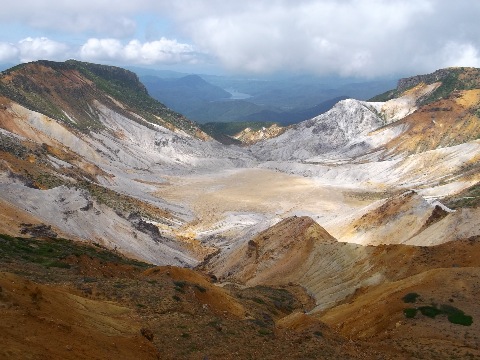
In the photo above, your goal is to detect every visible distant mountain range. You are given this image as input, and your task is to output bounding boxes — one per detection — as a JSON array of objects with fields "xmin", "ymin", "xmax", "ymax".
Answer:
[
  {"xmin": 132, "ymin": 66, "xmax": 397, "ymax": 124},
  {"xmin": 140, "ymin": 74, "xmax": 232, "ymax": 115}
]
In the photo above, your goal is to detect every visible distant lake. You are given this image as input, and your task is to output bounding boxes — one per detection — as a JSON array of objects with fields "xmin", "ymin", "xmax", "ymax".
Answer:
[{"xmin": 225, "ymin": 88, "xmax": 252, "ymax": 100}]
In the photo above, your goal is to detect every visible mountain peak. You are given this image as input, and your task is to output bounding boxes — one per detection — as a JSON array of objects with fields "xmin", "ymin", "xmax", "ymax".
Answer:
[
  {"xmin": 177, "ymin": 74, "xmax": 208, "ymax": 86},
  {"xmin": 371, "ymin": 67, "xmax": 480, "ymax": 105},
  {"xmin": 0, "ymin": 60, "xmax": 204, "ymax": 137}
]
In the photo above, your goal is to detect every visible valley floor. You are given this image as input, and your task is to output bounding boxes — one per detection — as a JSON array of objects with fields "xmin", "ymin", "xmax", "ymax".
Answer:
[{"xmin": 154, "ymin": 167, "xmax": 373, "ymax": 248}]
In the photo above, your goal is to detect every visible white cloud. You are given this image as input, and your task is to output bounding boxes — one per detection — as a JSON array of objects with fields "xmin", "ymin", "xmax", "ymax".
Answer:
[
  {"xmin": 79, "ymin": 39, "xmax": 123, "ymax": 61},
  {"xmin": 166, "ymin": 0, "xmax": 437, "ymax": 76},
  {"xmin": 18, "ymin": 37, "xmax": 69, "ymax": 63},
  {"xmin": 0, "ymin": 1, "xmax": 142, "ymax": 38},
  {"xmin": 162, "ymin": 0, "xmax": 480, "ymax": 76},
  {"xmin": 0, "ymin": 36, "xmax": 198, "ymax": 67},
  {"xmin": 80, "ymin": 38, "xmax": 197, "ymax": 65},
  {"xmin": 124, "ymin": 39, "xmax": 196, "ymax": 64},
  {"xmin": 0, "ymin": 43, "xmax": 19, "ymax": 62},
  {"xmin": 2, "ymin": 1, "xmax": 480, "ymax": 76},
  {"xmin": 440, "ymin": 42, "xmax": 480, "ymax": 68}
]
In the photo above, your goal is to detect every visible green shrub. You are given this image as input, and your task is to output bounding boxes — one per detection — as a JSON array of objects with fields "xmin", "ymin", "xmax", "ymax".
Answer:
[
  {"xmin": 403, "ymin": 302, "xmax": 474, "ymax": 325},
  {"xmin": 448, "ymin": 313, "xmax": 473, "ymax": 326},
  {"xmin": 173, "ymin": 280, "xmax": 186, "ymax": 288},
  {"xmin": 46, "ymin": 260, "xmax": 71, "ymax": 269},
  {"xmin": 258, "ymin": 328, "xmax": 271, "ymax": 336},
  {"xmin": 402, "ymin": 292, "xmax": 420, "ymax": 303},
  {"xmin": 439, "ymin": 304, "xmax": 462, "ymax": 315},
  {"xmin": 403, "ymin": 308, "xmax": 418, "ymax": 318},
  {"xmin": 440, "ymin": 304, "xmax": 473, "ymax": 326},
  {"xmin": 252, "ymin": 297, "xmax": 265, "ymax": 304},
  {"xmin": 194, "ymin": 284, "xmax": 207, "ymax": 293},
  {"xmin": 419, "ymin": 306, "xmax": 443, "ymax": 318}
]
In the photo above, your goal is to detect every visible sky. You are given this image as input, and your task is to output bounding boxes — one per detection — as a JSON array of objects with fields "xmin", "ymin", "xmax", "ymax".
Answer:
[{"xmin": 0, "ymin": 0, "xmax": 479, "ymax": 78}]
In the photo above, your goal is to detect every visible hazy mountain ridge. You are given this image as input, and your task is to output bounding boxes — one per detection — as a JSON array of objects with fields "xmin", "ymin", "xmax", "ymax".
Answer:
[
  {"xmin": 139, "ymin": 67, "xmax": 395, "ymax": 126},
  {"xmin": 140, "ymin": 74, "xmax": 232, "ymax": 118}
]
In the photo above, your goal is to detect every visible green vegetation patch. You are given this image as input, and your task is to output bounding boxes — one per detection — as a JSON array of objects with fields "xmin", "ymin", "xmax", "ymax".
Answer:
[
  {"xmin": 402, "ymin": 292, "xmax": 420, "ymax": 303},
  {"xmin": 68, "ymin": 60, "xmax": 198, "ymax": 135},
  {"xmin": 368, "ymin": 88, "xmax": 399, "ymax": 102},
  {"xmin": 403, "ymin": 308, "xmax": 418, "ymax": 318},
  {"xmin": 78, "ymin": 181, "xmax": 169, "ymax": 222},
  {"xmin": 402, "ymin": 299, "xmax": 473, "ymax": 326},
  {"xmin": 418, "ymin": 306, "xmax": 443, "ymax": 318},
  {"xmin": 440, "ymin": 304, "xmax": 474, "ymax": 326},
  {"xmin": 257, "ymin": 328, "xmax": 272, "ymax": 336},
  {"xmin": 447, "ymin": 312, "xmax": 473, "ymax": 326},
  {"xmin": 445, "ymin": 182, "xmax": 480, "ymax": 209},
  {"xmin": 194, "ymin": 284, "xmax": 207, "ymax": 293},
  {"xmin": 0, "ymin": 233, "xmax": 151, "ymax": 269}
]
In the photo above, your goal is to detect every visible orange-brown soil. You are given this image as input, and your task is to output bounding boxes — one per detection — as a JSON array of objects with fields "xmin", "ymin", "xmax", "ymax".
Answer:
[
  {"xmin": 0, "ymin": 272, "xmax": 158, "ymax": 360},
  {"xmin": 0, "ymin": 235, "xmax": 391, "ymax": 359},
  {"xmin": 384, "ymin": 90, "xmax": 480, "ymax": 156}
]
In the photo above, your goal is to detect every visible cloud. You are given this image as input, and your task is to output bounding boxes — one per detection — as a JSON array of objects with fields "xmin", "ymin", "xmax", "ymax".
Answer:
[
  {"xmin": 0, "ymin": 43, "xmax": 19, "ymax": 62},
  {"xmin": 162, "ymin": 0, "xmax": 434, "ymax": 76},
  {"xmin": 80, "ymin": 38, "xmax": 197, "ymax": 65},
  {"xmin": 30, "ymin": 16, "xmax": 137, "ymax": 39},
  {"xmin": 0, "ymin": 1, "xmax": 142, "ymax": 38},
  {"xmin": 2, "ymin": 1, "xmax": 480, "ymax": 76},
  {"xmin": 79, "ymin": 39, "xmax": 123, "ymax": 60},
  {"xmin": 17, "ymin": 37, "xmax": 70, "ymax": 63},
  {"xmin": 163, "ymin": 0, "xmax": 480, "ymax": 76},
  {"xmin": 440, "ymin": 42, "xmax": 480, "ymax": 68},
  {"xmin": 0, "ymin": 36, "xmax": 198, "ymax": 67},
  {"xmin": 123, "ymin": 39, "xmax": 196, "ymax": 64}
]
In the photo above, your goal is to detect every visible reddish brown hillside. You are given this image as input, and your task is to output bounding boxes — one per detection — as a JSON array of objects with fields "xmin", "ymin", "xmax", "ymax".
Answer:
[
  {"xmin": 383, "ymin": 90, "xmax": 480, "ymax": 156},
  {"xmin": 206, "ymin": 216, "xmax": 336, "ymax": 285}
]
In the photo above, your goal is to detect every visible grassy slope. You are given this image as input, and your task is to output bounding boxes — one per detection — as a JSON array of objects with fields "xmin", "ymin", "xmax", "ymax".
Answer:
[{"xmin": 0, "ymin": 60, "xmax": 201, "ymax": 136}]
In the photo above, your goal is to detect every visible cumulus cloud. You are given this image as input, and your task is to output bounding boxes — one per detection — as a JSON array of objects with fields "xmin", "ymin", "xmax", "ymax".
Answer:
[
  {"xmin": 123, "ymin": 39, "xmax": 196, "ymax": 64},
  {"xmin": 18, "ymin": 37, "xmax": 69, "ymax": 63},
  {"xmin": 0, "ymin": 43, "xmax": 19, "ymax": 62},
  {"xmin": 2, "ymin": 1, "xmax": 480, "ymax": 76},
  {"xmin": 0, "ymin": 35, "xmax": 198, "ymax": 67},
  {"xmin": 0, "ymin": 38, "xmax": 70, "ymax": 64},
  {"xmin": 163, "ymin": 0, "xmax": 480, "ymax": 76},
  {"xmin": 80, "ymin": 38, "xmax": 197, "ymax": 65},
  {"xmin": 79, "ymin": 39, "xmax": 123, "ymax": 61}
]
